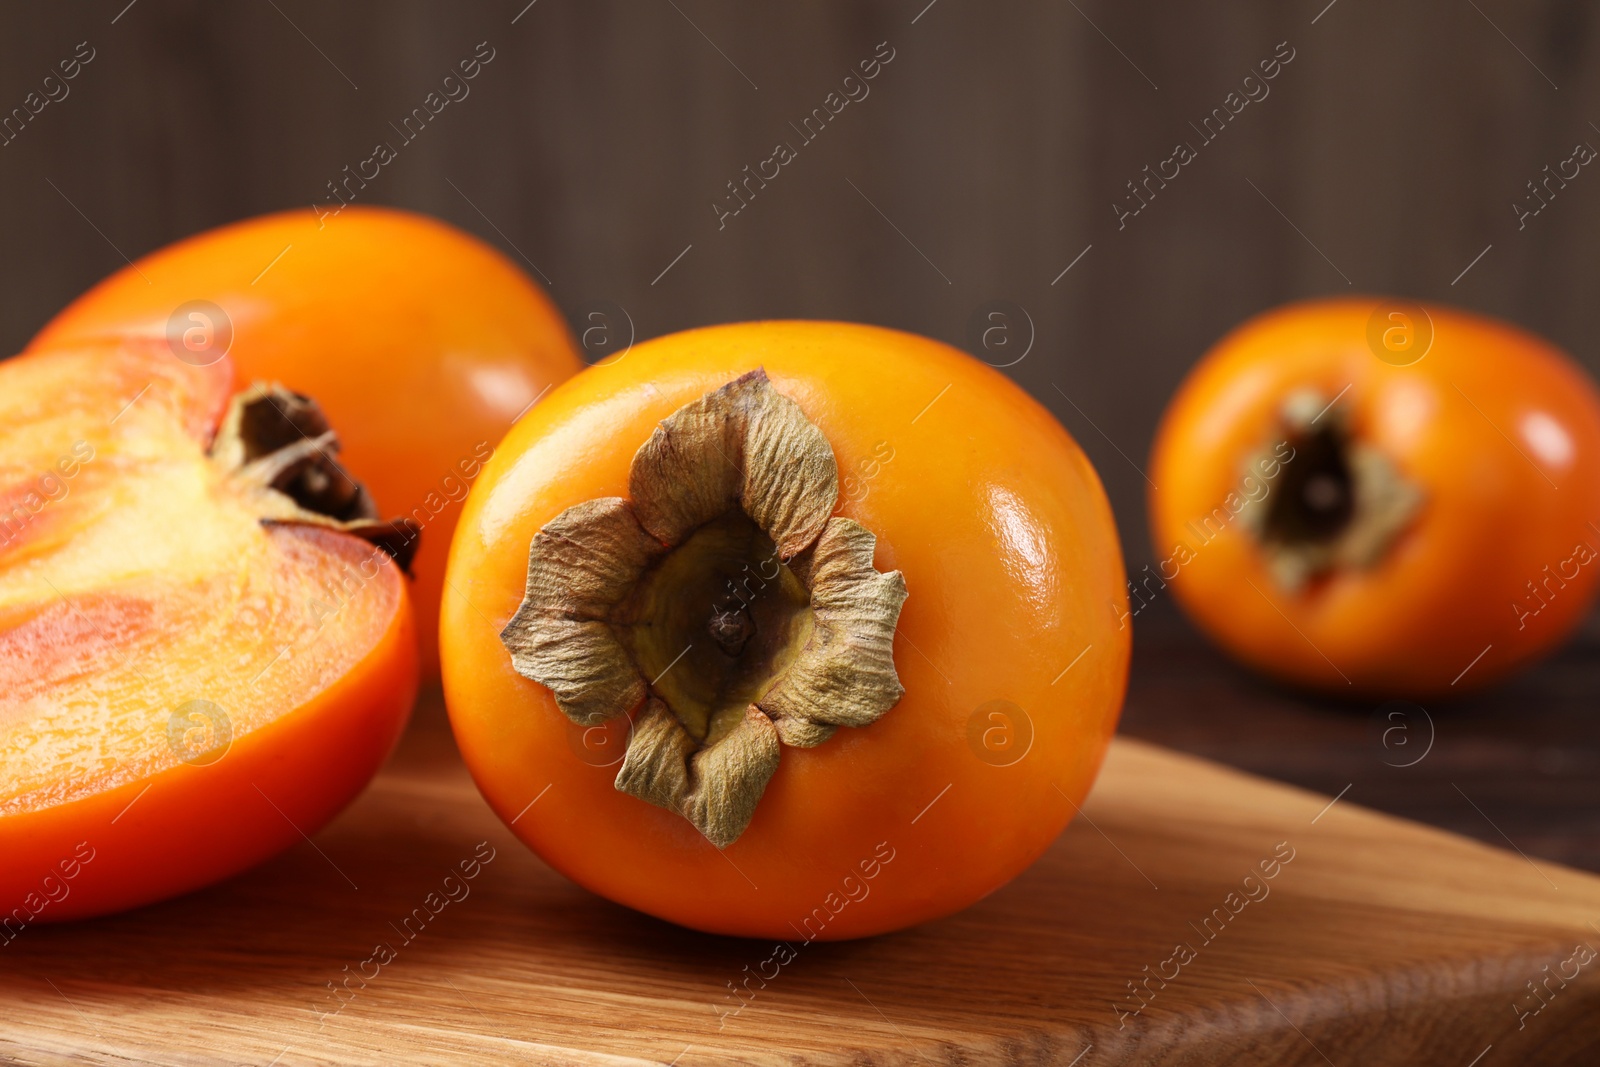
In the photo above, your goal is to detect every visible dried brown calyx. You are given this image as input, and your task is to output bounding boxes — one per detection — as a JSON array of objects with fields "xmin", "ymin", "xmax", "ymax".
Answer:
[
  {"xmin": 1240, "ymin": 387, "xmax": 1422, "ymax": 592},
  {"xmin": 500, "ymin": 370, "xmax": 908, "ymax": 848},
  {"xmin": 209, "ymin": 382, "xmax": 420, "ymax": 570}
]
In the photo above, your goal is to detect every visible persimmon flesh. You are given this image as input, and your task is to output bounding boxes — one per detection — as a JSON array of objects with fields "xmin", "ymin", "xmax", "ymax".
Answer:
[
  {"xmin": 441, "ymin": 321, "xmax": 1130, "ymax": 939},
  {"xmin": 0, "ymin": 341, "xmax": 416, "ymax": 924},
  {"xmin": 30, "ymin": 206, "xmax": 584, "ymax": 678},
  {"xmin": 1149, "ymin": 297, "xmax": 1600, "ymax": 696}
]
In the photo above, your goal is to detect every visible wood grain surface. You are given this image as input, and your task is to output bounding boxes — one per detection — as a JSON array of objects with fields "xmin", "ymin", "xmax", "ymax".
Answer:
[
  {"xmin": 2, "ymin": 690, "xmax": 1595, "ymax": 1066},
  {"xmin": 1120, "ymin": 599, "xmax": 1600, "ymax": 877}
]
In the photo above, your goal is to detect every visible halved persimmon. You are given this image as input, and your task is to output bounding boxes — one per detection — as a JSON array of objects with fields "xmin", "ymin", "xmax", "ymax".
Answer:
[
  {"xmin": 30, "ymin": 206, "xmax": 583, "ymax": 678},
  {"xmin": 441, "ymin": 321, "xmax": 1130, "ymax": 939},
  {"xmin": 1149, "ymin": 297, "xmax": 1600, "ymax": 696},
  {"xmin": 0, "ymin": 340, "xmax": 416, "ymax": 926}
]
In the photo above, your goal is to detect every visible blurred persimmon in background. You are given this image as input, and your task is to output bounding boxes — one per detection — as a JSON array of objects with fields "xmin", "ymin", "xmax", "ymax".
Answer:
[{"xmin": 1149, "ymin": 297, "xmax": 1600, "ymax": 697}]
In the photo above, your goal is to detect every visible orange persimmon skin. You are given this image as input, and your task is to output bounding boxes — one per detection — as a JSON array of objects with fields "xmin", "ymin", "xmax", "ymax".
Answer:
[
  {"xmin": 0, "ymin": 343, "xmax": 418, "ymax": 924},
  {"xmin": 441, "ymin": 321, "xmax": 1130, "ymax": 939},
  {"xmin": 1149, "ymin": 297, "xmax": 1600, "ymax": 697},
  {"xmin": 30, "ymin": 206, "xmax": 583, "ymax": 677}
]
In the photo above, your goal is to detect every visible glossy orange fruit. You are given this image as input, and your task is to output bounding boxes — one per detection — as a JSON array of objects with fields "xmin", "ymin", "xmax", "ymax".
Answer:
[
  {"xmin": 1149, "ymin": 297, "xmax": 1600, "ymax": 696},
  {"xmin": 441, "ymin": 320, "xmax": 1129, "ymax": 939},
  {"xmin": 30, "ymin": 206, "xmax": 583, "ymax": 678},
  {"xmin": 0, "ymin": 341, "xmax": 416, "ymax": 925}
]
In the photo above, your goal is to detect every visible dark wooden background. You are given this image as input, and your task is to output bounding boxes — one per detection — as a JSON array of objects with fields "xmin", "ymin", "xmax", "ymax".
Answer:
[{"xmin": 2, "ymin": 1, "xmax": 1596, "ymax": 871}]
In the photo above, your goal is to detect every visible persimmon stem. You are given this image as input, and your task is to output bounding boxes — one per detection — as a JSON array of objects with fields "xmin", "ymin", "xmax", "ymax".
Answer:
[
  {"xmin": 1242, "ymin": 388, "xmax": 1422, "ymax": 592},
  {"xmin": 709, "ymin": 603, "xmax": 756, "ymax": 657},
  {"xmin": 499, "ymin": 370, "xmax": 909, "ymax": 847},
  {"xmin": 1262, "ymin": 423, "xmax": 1355, "ymax": 545}
]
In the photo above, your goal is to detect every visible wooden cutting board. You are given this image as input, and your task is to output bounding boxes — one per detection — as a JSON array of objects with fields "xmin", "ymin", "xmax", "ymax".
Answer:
[{"xmin": 3, "ymin": 691, "xmax": 1597, "ymax": 1066}]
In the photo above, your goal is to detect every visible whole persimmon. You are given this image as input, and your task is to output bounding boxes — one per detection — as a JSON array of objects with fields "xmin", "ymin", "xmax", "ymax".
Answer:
[
  {"xmin": 0, "ymin": 340, "xmax": 416, "ymax": 924},
  {"xmin": 1149, "ymin": 297, "xmax": 1600, "ymax": 696},
  {"xmin": 29, "ymin": 206, "xmax": 583, "ymax": 677},
  {"xmin": 440, "ymin": 320, "xmax": 1129, "ymax": 939}
]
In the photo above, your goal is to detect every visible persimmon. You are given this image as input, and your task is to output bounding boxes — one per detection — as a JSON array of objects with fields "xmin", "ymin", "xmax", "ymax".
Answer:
[
  {"xmin": 1149, "ymin": 297, "xmax": 1600, "ymax": 696},
  {"xmin": 30, "ymin": 206, "xmax": 583, "ymax": 678},
  {"xmin": 0, "ymin": 340, "xmax": 416, "ymax": 925},
  {"xmin": 441, "ymin": 320, "xmax": 1129, "ymax": 939}
]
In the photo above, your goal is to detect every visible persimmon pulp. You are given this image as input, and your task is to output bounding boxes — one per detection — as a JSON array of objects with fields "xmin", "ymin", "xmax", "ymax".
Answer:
[{"xmin": 0, "ymin": 341, "xmax": 417, "ymax": 923}]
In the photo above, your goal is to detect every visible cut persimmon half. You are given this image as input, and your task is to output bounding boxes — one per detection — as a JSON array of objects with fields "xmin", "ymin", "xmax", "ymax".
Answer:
[{"xmin": 0, "ymin": 340, "xmax": 417, "ymax": 926}]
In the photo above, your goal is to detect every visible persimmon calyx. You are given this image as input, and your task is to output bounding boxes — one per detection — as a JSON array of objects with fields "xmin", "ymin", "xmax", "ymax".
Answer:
[
  {"xmin": 500, "ymin": 369, "xmax": 909, "ymax": 848},
  {"xmin": 210, "ymin": 382, "xmax": 420, "ymax": 570},
  {"xmin": 1243, "ymin": 387, "xmax": 1423, "ymax": 591}
]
